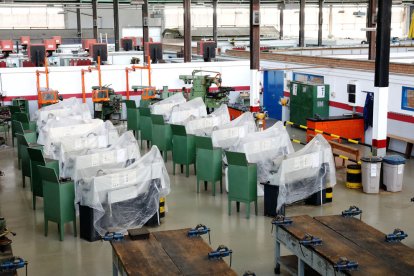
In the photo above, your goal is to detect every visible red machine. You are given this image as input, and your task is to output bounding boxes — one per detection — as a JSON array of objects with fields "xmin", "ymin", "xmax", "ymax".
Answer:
[
  {"xmin": 0, "ymin": 40, "xmax": 13, "ymax": 53},
  {"xmin": 138, "ymin": 37, "xmax": 153, "ymax": 49},
  {"xmin": 197, "ymin": 41, "xmax": 216, "ymax": 62},
  {"xmin": 43, "ymin": 39, "xmax": 57, "ymax": 52},
  {"xmin": 20, "ymin": 36, "xmax": 30, "ymax": 46},
  {"xmin": 144, "ymin": 42, "xmax": 162, "ymax": 63},
  {"xmin": 82, "ymin": 39, "xmax": 97, "ymax": 51},
  {"xmin": 51, "ymin": 36, "xmax": 62, "ymax": 46}
]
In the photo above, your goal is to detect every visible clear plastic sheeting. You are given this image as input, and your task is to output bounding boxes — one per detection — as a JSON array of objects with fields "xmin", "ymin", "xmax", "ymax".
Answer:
[
  {"xmin": 73, "ymin": 131, "xmax": 140, "ymax": 198},
  {"xmin": 270, "ymin": 134, "xmax": 336, "ymax": 211},
  {"xmin": 39, "ymin": 118, "xmax": 105, "ymax": 156},
  {"xmin": 185, "ymin": 104, "xmax": 230, "ymax": 136},
  {"xmin": 76, "ymin": 146, "xmax": 170, "ymax": 235},
  {"xmin": 229, "ymin": 121, "xmax": 294, "ymax": 184},
  {"xmin": 168, "ymin": 97, "xmax": 207, "ymax": 124},
  {"xmin": 150, "ymin": 93, "xmax": 186, "ymax": 121},
  {"xmin": 52, "ymin": 121, "xmax": 120, "ymax": 178},
  {"xmin": 32, "ymin": 97, "xmax": 92, "ymax": 129},
  {"xmin": 211, "ymin": 112, "xmax": 256, "ymax": 149}
]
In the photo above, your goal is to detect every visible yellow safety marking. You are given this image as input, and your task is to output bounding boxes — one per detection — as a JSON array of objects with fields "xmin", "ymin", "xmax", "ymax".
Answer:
[
  {"xmin": 331, "ymin": 134, "xmax": 340, "ymax": 138},
  {"xmin": 348, "ymin": 139, "xmax": 359, "ymax": 144},
  {"xmin": 299, "ymin": 125, "xmax": 307, "ymax": 129},
  {"xmin": 346, "ymin": 169, "xmax": 361, "ymax": 174},
  {"xmin": 315, "ymin": 129, "xmax": 323, "ymax": 134},
  {"xmin": 160, "ymin": 206, "xmax": 165, "ymax": 213},
  {"xmin": 338, "ymin": 155, "xmax": 349, "ymax": 160},
  {"xmin": 286, "ymin": 121, "xmax": 294, "ymax": 125},
  {"xmin": 346, "ymin": 182, "xmax": 362, "ymax": 189},
  {"xmin": 160, "ymin": 197, "xmax": 165, "ymax": 203},
  {"xmin": 357, "ymin": 161, "xmax": 362, "ymax": 165},
  {"xmin": 326, "ymin": 193, "xmax": 333, "ymax": 199},
  {"xmin": 292, "ymin": 139, "xmax": 301, "ymax": 144}
]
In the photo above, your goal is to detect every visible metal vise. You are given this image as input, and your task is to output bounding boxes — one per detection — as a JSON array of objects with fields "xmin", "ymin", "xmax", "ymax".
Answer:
[
  {"xmin": 0, "ymin": 257, "xmax": 27, "ymax": 272},
  {"xmin": 342, "ymin": 206, "xmax": 363, "ymax": 219},
  {"xmin": 208, "ymin": 245, "xmax": 233, "ymax": 266},
  {"xmin": 385, "ymin": 229, "xmax": 408, "ymax": 242},
  {"xmin": 101, "ymin": 232, "xmax": 124, "ymax": 242},
  {"xmin": 299, "ymin": 234, "xmax": 322, "ymax": 246},
  {"xmin": 334, "ymin": 257, "xmax": 358, "ymax": 271},
  {"xmin": 187, "ymin": 224, "xmax": 211, "ymax": 244}
]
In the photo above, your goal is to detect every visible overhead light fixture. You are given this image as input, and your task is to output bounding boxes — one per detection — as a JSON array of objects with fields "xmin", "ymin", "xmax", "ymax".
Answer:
[
  {"xmin": 353, "ymin": 11, "xmax": 366, "ymax": 17},
  {"xmin": 338, "ymin": 10, "xmax": 345, "ymax": 14}
]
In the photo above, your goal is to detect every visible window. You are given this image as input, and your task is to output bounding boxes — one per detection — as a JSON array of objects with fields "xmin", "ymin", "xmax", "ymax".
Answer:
[
  {"xmin": 292, "ymin": 72, "xmax": 324, "ymax": 84},
  {"xmin": 401, "ymin": 86, "xmax": 414, "ymax": 112}
]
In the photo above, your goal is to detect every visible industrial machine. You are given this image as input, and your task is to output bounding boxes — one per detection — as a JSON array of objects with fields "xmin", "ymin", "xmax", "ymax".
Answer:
[
  {"xmin": 92, "ymin": 84, "xmax": 122, "ymax": 122},
  {"xmin": 36, "ymin": 58, "xmax": 60, "ymax": 107},
  {"xmin": 89, "ymin": 43, "xmax": 108, "ymax": 64},
  {"xmin": 44, "ymin": 39, "xmax": 57, "ymax": 56},
  {"xmin": 0, "ymin": 40, "xmax": 13, "ymax": 58},
  {"xmin": 197, "ymin": 40, "xmax": 216, "ymax": 62},
  {"xmin": 82, "ymin": 56, "xmax": 121, "ymax": 122},
  {"xmin": 20, "ymin": 36, "xmax": 30, "ymax": 50},
  {"xmin": 121, "ymin": 38, "xmax": 134, "ymax": 51},
  {"xmin": 179, "ymin": 70, "xmax": 234, "ymax": 112},
  {"xmin": 0, "ymin": 217, "xmax": 15, "ymax": 252},
  {"xmin": 28, "ymin": 44, "xmax": 46, "ymax": 67},
  {"xmin": 82, "ymin": 39, "xmax": 97, "ymax": 51},
  {"xmin": 144, "ymin": 42, "xmax": 163, "ymax": 63}
]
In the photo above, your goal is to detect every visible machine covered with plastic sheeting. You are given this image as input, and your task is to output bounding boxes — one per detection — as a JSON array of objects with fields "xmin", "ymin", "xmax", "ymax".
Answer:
[
  {"xmin": 150, "ymin": 93, "xmax": 186, "ymax": 121},
  {"xmin": 228, "ymin": 121, "xmax": 294, "ymax": 184},
  {"xmin": 185, "ymin": 104, "xmax": 230, "ymax": 136},
  {"xmin": 39, "ymin": 118, "xmax": 104, "ymax": 155},
  {"xmin": 65, "ymin": 131, "xmax": 140, "ymax": 182},
  {"xmin": 270, "ymin": 134, "xmax": 336, "ymax": 211},
  {"xmin": 168, "ymin": 97, "xmax": 207, "ymax": 124},
  {"xmin": 75, "ymin": 146, "xmax": 170, "ymax": 235},
  {"xmin": 32, "ymin": 97, "xmax": 92, "ymax": 129},
  {"xmin": 51, "ymin": 120, "xmax": 119, "ymax": 178},
  {"xmin": 211, "ymin": 112, "xmax": 256, "ymax": 149}
]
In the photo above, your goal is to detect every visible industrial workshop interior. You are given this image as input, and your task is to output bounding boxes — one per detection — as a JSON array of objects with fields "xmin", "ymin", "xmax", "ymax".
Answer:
[{"xmin": 0, "ymin": 0, "xmax": 414, "ymax": 275}]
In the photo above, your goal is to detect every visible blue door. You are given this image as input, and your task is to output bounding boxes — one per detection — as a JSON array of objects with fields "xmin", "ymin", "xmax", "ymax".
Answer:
[{"xmin": 263, "ymin": 70, "xmax": 284, "ymax": 120}]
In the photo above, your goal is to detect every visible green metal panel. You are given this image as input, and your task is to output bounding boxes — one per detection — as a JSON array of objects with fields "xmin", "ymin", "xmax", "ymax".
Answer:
[
  {"xmin": 12, "ymin": 98, "xmax": 29, "ymax": 115},
  {"xmin": 171, "ymin": 124, "xmax": 196, "ymax": 177},
  {"xmin": 151, "ymin": 115, "xmax": 172, "ymax": 161},
  {"xmin": 38, "ymin": 165, "xmax": 76, "ymax": 241},
  {"xmin": 289, "ymin": 81, "xmax": 329, "ymax": 125},
  {"xmin": 139, "ymin": 107, "xmax": 152, "ymax": 148},
  {"xmin": 28, "ymin": 148, "xmax": 59, "ymax": 210}
]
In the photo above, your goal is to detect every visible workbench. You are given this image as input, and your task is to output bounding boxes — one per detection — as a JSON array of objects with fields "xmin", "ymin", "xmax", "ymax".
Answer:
[
  {"xmin": 274, "ymin": 215, "xmax": 414, "ymax": 275},
  {"xmin": 111, "ymin": 228, "xmax": 236, "ymax": 276},
  {"xmin": 306, "ymin": 114, "xmax": 364, "ymax": 143}
]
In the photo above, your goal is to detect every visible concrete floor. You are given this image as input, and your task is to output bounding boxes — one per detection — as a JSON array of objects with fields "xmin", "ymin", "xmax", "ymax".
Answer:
[{"xmin": 1, "ymin": 129, "xmax": 414, "ymax": 276}]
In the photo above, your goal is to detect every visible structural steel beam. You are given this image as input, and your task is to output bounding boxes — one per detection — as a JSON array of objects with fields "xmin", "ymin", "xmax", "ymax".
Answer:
[
  {"xmin": 299, "ymin": 0, "xmax": 305, "ymax": 47},
  {"xmin": 142, "ymin": 0, "xmax": 149, "ymax": 59},
  {"xmin": 92, "ymin": 0, "xmax": 98, "ymax": 39},
  {"xmin": 113, "ymin": 0, "xmax": 120, "ymax": 51},
  {"xmin": 367, "ymin": 0, "xmax": 377, "ymax": 60},
  {"xmin": 318, "ymin": 0, "xmax": 323, "ymax": 46},
  {"xmin": 183, "ymin": 0, "xmax": 191, "ymax": 62}
]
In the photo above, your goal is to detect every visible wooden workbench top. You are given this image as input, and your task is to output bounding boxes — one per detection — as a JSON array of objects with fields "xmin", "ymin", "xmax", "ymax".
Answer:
[
  {"xmin": 111, "ymin": 228, "xmax": 236, "ymax": 276},
  {"xmin": 280, "ymin": 215, "xmax": 413, "ymax": 275}
]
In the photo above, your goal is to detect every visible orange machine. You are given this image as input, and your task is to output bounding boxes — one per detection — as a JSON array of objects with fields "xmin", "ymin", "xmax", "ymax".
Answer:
[
  {"xmin": 36, "ymin": 58, "xmax": 59, "ymax": 107},
  {"xmin": 141, "ymin": 87, "xmax": 157, "ymax": 100},
  {"xmin": 125, "ymin": 55, "xmax": 152, "ymax": 100},
  {"xmin": 81, "ymin": 56, "xmax": 106, "ymax": 103},
  {"xmin": 43, "ymin": 39, "xmax": 57, "ymax": 52},
  {"xmin": 306, "ymin": 115, "xmax": 365, "ymax": 143},
  {"xmin": 82, "ymin": 39, "xmax": 97, "ymax": 51}
]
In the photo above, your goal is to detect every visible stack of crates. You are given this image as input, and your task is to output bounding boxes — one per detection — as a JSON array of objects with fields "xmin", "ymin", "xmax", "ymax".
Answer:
[{"xmin": 289, "ymin": 81, "xmax": 330, "ymax": 126}]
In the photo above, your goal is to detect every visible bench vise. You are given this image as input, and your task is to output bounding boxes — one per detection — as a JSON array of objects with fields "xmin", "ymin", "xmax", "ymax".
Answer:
[
  {"xmin": 102, "ymin": 232, "xmax": 124, "ymax": 241},
  {"xmin": 208, "ymin": 245, "xmax": 233, "ymax": 267},
  {"xmin": 385, "ymin": 229, "xmax": 408, "ymax": 242},
  {"xmin": 187, "ymin": 224, "xmax": 211, "ymax": 244},
  {"xmin": 0, "ymin": 257, "xmax": 27, "ymax": 271},
  {"xmin": 342, "ymin": 206, "xmax": 362, "ymax": 219},
  {"xmin": 272, "ymin": 215, "xmax": 293, "ymax": 226},
  {"xmin": 334, "ymin": 257, "xmax": 358, "ymax": 272},
  {"xmin": 299, "ymin": 234, "xmax": 322, "ymax": 246}
]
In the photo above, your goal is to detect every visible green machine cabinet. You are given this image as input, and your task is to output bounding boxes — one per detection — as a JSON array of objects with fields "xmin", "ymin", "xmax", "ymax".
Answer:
[
  {"xmin": 289, "ymin": 81, "xmax": 330, "ymax": 126},
  {"xmin": 226, "ymin": 151, "xmax": 257, "ymax": 219},
  {"xmin": 139, "ymin": 107, "xmax": 152, "ymax": 149},
  {"xmin": 14, "ymin": 112, "xmax": 36, "ymax": 132},
  {"xmin": 12, "ymin": 97, "xmax": 29, "ymax": 115},
  {"xmin": 10, "ymin": 106, "xmax": 22, "ymax": 147},
  {"xmin": 171, "ymin": 124, "xmax": 196, "ymax": 177},
  {"xmin": 151, "ymin": 114, "xmax": 172, "ymax": 162},
  {"xmin": 195, "ymin": 136, "xmax": 223, "ymax": 196},
  {"xmin": 15, "ymin": 133, "xmax": 43, "ymax": 188},
  {"xmin": 28, "ymin": 148, "xmax": 59, "ymax": 210},
  {"xmin": 13, "ymin": 120, "xmax": 37, "ymax": 171},
  {"xmin": 125, "ymin": 100, "xmax": 140, "ymax": 139},
  {"xmin": 38, "ymin": 165, "xmax": 77, "ymax": 241}
]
